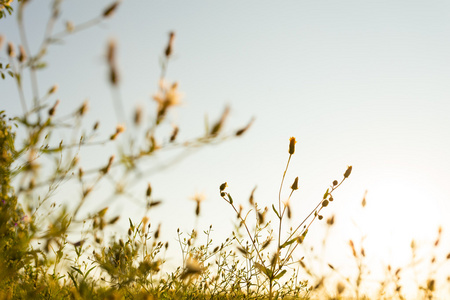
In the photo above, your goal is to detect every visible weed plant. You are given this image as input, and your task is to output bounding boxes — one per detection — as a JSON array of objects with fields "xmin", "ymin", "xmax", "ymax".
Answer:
[{"xmin": 1, "ymin": 1, "xmax": 450, "ymax": 299}]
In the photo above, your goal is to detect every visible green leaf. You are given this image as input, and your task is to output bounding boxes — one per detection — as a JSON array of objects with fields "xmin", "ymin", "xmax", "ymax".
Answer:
[
  {"xmin": 274, "ymin": 269, "xmax": 287, "ymax": 280},
  {"xmin": 129, "ymin": 218, "xmax": 134, "ymax": 231},
  {"xmin": 7, "ymin": 71, "xmax": 14, "ymax": 78},
  {"xmin": 254, "ymin": 262, "xmax": 273, "ymax": 279},
  {"xmin": 272, "ymin": 204, "xmax": 281, "ymax": 219},
  {"xmin": 71, "ymin": 266, "xmax": 83, "ymax": 276},
  {"xmin": 280, "ymin": 238, "xmax": 296, "ymax": 249},
  {"xmin": 323, "ymin": 188, "xmax": 329, "ymax": 199}
]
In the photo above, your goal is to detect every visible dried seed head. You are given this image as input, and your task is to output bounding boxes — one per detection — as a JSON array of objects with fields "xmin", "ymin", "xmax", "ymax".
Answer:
[
  {"xmin": 291, "ymin": 177, "xmax": 299, "ymax": 190},
  {"xmin": 236, "ymin": 117, "xmax": 254, "ymax": 136},
  {"xmin": 48, "ymin": 99, "xmax": 60, "ymax": 116},
  {"xmin": 18, "ymin": 45, "xmax": 27, "ymax": 63},
  {"xmin": 66, "ymin": 21, "xmax": 74, "ymax": 32},
  {"xmin": 326, "ymin": 215, "xmax": 335, "ymax": 226},
  {"xmin": 344, "ymin": 165, "xmax": 352, "ymax": 178},
  {"xmin": 154, "ymin": 224, "xmax": 161, "ymax": 239},
  {"xmin": 109, "ymin": 66, "xmax": 119, "ymax": 85},
  {"xmin": 146, "ymin": 183, "xmax": 152, "ymax": 197},
  {"xmin": 220, "ymin": 182, "xmax": 227, "ymax": 192},
  {"xmin": 78, "ymin": 100, "xmax": 89, "ymax": 115},
  {"xmin": 333, "ymin": 180, "xmax": 338, "ymax": 186},
  {"xmin": 165, "ymin": 31, "xmax": 175, "ymax": 57},
  {"xmin": 101, "ymin": 155, "xmax": 115, "ymax": 174},
  {"xmin": 134, "ymin": 105, "xmax": 143, "ymax": 125},
  {"xmin": 289, "ymin": 137, "xmax": 296, "ymax": 155},
  {"xmin": 107, "ymin": 39, "xmax": 116, "ymax": 65},
  {"xmin": 336, "ymin": 282, "xmax": 345, "ymax": 295},
  {"xmin": 170, "ymin": 125, "xmax": 179, "ymax": 142},
  {"xmin": 7, "ymin": 42, "xmax": 15, "ymax": 58},
  {"xmin": 210, "ymin": 106, "xmax": 230, "ymax": 136},
  {"xmin": 322, "ymin": 199, "xmax": 329, "ymax": 207},
  {"xmin": 109, "ymin": 216, "xmax": 120, "ymax": 224},
  {"xmin": 103, "ymin": 1, "xmax": 120, "ymax": 18},
  {"xmin": 48, "ymin": 84, "xmax": 58, "ymax": 94}
]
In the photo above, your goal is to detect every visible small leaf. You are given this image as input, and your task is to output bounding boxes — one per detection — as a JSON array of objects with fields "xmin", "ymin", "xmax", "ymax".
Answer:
[
  {"xmin": 280, "ymin": 238, "xmax": 296, "ymax": 249},
  {"xmin": 274, "ymin": 269, "xmax": 287, "ymax": 280},
  {"xmin": 323, "ymin": 188, "xmax": 329, "ymax": 199},
  {"xmin": 98, "ymin": 207, "xmax": 108, "ymax": 217},
  {"xmin": 272, "ymin": 204, "xmax": 281, "ymax": 219},
  {"xmin": 254, "ymin": 262, "xmax": 273, "ymax": 279},
  {"xmin": 129, "ymin": 218, "xmax": 134, "ymax": 231},
  {"xmin": 71, "ymin": 266, "xmax": 83, "ymax": 276},
  {"xmin": 227, "ymin": 194, "xmax": 233, "ymax": 204}
]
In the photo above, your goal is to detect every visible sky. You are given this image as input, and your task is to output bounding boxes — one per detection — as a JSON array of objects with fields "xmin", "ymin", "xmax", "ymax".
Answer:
[{"xmin": 2, "ymin": 0, "xmax": 450, "ymax": 296}]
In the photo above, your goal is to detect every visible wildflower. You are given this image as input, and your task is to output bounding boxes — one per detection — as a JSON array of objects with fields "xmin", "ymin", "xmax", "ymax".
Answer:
[
  {"xmin": 0, "ymin": 0, "xmax": 13, "ymax": 11},
  {"xmin": 289, "ymin": 137, "xmax": 296, "ymax": 155},
  {"xmin": 153, "ymin": 81, "xmax": 182, "ymax": 107}
]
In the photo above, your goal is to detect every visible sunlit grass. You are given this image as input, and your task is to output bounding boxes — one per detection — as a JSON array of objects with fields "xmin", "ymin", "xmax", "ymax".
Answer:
[{"xmin": 1, "ymin": 1, "xmax": 450, "ymax": 299}]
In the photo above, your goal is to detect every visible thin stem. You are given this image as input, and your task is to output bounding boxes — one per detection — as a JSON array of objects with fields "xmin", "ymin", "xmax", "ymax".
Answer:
[
  {"xmin": 223, "ymin": 197, "xmax": 264, "ymax": 265},
  {"xmin": 277, "ymin": 154, "xmax": 292, "ymax": 248}
]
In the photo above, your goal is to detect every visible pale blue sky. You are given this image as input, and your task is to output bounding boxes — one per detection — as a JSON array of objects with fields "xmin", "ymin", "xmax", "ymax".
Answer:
[{"xmin": 2, "ymin": 1, "xmax": 450, "ymax": 294}]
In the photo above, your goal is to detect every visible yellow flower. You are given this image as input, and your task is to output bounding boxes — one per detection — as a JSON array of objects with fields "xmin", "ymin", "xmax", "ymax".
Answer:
[{"xmin": 1, "ymin": 0, "xmax": 13, "ymax": 11}]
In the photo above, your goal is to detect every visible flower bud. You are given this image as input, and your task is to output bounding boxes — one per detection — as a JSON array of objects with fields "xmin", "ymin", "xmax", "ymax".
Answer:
[
  {"xmin": 344, "ymin": 166, "xmax": 352, "ymax": 178},
  {"xmin": 289, "ymin": 137, "xmax": 296, "ymax": 155},
  {"xmin": 18, "ymin": 45, "xmax": 27, "ymax": 63},
  {"xmin": 220, "ymin": 182, "xmax": 227, "ymax": 192},
  {"xmin": 48, "ymin": 99, "xmax": 60, "ymax": 116},
  {"xmin": 48, "ymin": 84, "xmax": 58, "ymax": 94},
  {"xmin": 291, "ymin": 177, "xmax": 299, "ymax": 190},
  {"xmin": 7, "ymin": 42, "xmax": 15, "ymax": 58},
  {"xmin": 103, "ymin": 2, "xmax": 120, "ymax": 18}
]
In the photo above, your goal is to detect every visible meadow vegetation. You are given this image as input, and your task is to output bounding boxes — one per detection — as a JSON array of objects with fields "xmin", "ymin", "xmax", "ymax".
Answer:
[{"xmin": 1, "ymin": 1, "xmax": 449, "ymax": 299}]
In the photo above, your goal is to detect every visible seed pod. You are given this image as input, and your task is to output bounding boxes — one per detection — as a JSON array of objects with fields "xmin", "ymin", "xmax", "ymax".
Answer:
[
  {"xmin": 103, "ymin": 2, "xmax": 120, "ymax": 18},
  {"xmin": 48, "ymin": 84, "xmax": 58, "ymax": 94},
  {"xmin": 7, "ymin": 42, "xmax": 15, "ymax": 58},
  {"xmin": 146, "ymin": 183, "xmax": 152, "ymax": 197},
  {"xmin": 18, "ymin": 45, "xmax": 27, "ymax": 63},
  {"xmin": 289, "ymin": 137, "xmax": 296, "ymax": 155},
  {"xmin": 165, "ymin": 31, "xmax": 175, "ymax": 57},
  {"xmin": 291, "ymin": 177, "xmax": 299, "ymax": 190},
  {"xmin": 344, "ymin": 165, "xmax": 352, "ymax": 178},
  {"xmin": 48, "ymin": 99, "xmax": 60, "ymax": 116}
]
